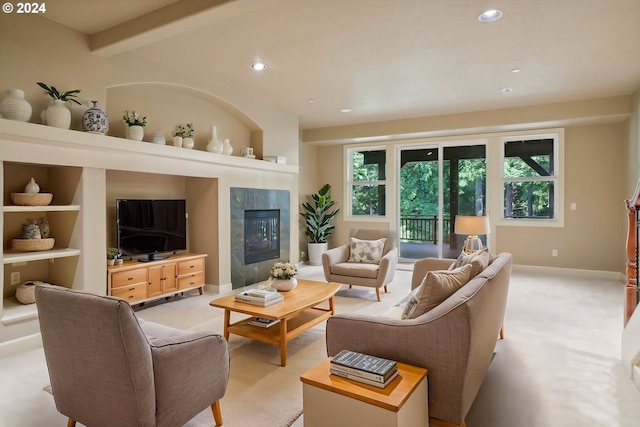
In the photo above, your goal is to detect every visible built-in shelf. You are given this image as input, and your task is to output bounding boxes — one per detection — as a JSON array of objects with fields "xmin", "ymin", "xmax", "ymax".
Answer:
[
  {"xmin": 1, "ymin": 297, "xmax": 38, "ymax": 325},
  {"xmin": 4, "ymin": 205, "xmax": 81, "ymax": 213},
  {"xmin": 2, "ymin": 248, "xmax": 81, "ymax": 264}
]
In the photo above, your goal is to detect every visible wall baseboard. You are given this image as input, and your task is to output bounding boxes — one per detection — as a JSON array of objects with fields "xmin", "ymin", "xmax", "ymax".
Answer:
[
  {"xmin": 512, "ymin": 264, "xmax": 625, "ymax": 282},
  {"xmin": 0, "ymin": 333, "xmax": 42, "ymax": 359}
]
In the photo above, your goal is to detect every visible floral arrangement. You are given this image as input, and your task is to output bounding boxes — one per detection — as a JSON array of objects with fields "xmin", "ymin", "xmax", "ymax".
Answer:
[
  {"xmin": 122, "ymin": 110, "xmax": 147, "ymax": 127},
  {"xmin": 270, "ymin": 261, "xmax": 298, "ymax": 280},
  {"xmin": 173, "ymin": 123, "xmax": 194, "ymax": 138}
]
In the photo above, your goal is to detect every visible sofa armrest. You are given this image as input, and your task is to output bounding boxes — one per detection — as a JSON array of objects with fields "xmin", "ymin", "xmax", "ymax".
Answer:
[
  {"xmin": 150, "ymin": 332, "xmax": 229, "ymax": 424},
  {"xmin": 411, "ymin": 257, "xmax": 456, "ymax": 289},
  {"xmin": 377, "ymin": 247, "xmax": 398, "ymax": 286},
  {"xmin": 322, "ymin": 243, "xmax": 350, "ymax": 281}
]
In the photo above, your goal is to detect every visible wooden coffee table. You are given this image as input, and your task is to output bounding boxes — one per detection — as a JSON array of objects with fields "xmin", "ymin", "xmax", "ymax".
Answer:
[{"xmin": 209, "ymin": 279, "xmax": 341, "ymax": 366}]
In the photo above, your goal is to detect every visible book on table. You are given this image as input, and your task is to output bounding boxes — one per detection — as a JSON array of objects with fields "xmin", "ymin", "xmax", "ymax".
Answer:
[
  {"xmin": 235, "ymin": 290, "xmax": 284, "ymax": 306},
  {"xmin": 249, "ymin": 317, "xmax": 280, "ymax": 328},
  {"xmin": 330, "ymin": 366, "xmax": 400, "ymax": 388},
  {"xmin": 330, "ymin": 350, "xmax": 398, "ymax": 383}
]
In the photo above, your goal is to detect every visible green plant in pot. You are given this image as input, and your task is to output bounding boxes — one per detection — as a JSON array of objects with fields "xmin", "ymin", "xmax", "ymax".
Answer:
[
  {"xmin": 37, "ymin": 82, "xmax": 81, "ymax": 129},
  {"xmin": 107, "ymin": 247, "xmax": 119, "ymax": 266},
  {"xmin": 299, "ymin": 184, "xmax": 340, "ymax": 265}
]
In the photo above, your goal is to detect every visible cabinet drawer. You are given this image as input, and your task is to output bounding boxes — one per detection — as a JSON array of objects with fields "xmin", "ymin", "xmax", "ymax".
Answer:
[
  {"xmin": 111, "ymin": 283, "xmax": 146, "ymax": 302},
  {"xmin": 111, "ymin": 269, "xmax": 147, "ymax": 288},
  {"xmin": 178, "ymin": 272, "xmax": 205, "ymax": 290},
  {"xmin": 178, "ymin": 258, "xmax": 204, "ymax": 275}
]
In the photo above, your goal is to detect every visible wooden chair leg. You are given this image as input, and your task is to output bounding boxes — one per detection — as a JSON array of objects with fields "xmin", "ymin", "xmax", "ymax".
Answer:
[
  {"xmin": 375, "ymin": 287, "xmax": 381, "ymax": 301},
  {"xmin": 349, "ymin": 285, "xmax": 352, "ymax": 289},
  {"xmin": 384, "ymin": 285, "xmax": 388, "ymax": 293},
  {"xmin": 211, "ymin": 400, "xmax": 223, "ymax": 426},
  {"xmin": 499, "ymin": 325, "xmax": 504, "ymax": 339},
  {"xmin": 67, "ymin": 419, "xmax": 76, "ymax": 427},
  {"xmin": 429, "ymin": 417, "xmax": 466, "ymax": 427}
]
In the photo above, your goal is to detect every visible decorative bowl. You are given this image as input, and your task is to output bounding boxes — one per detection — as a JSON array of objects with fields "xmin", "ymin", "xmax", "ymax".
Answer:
[
  {"xmin": 11, "ymin": 238, "xmax": 55, "ymax": 251},
  {"xmin": 11, "ymin": 192, "xmax": 53, "ymax": 206}
]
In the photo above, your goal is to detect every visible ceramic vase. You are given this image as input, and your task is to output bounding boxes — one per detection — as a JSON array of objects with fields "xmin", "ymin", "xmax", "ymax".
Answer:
[
  {"xmin": 127, "ymin": 125, "xmax": 144, "ymax": 141},
  {"xmin": 173, "ymin": 136, "xmax": 183, "ymax": 147},
  {"xmin": 223, "ymin": 138, "xmax": 233, "ymax": 155},
  {"xmin": 206, "ymin": 125, "xmax": 223, "ymax": 153},
  {"xmin": 42, "ymin": 100, "xmax": 71, "ymax": 129},
  {"xmin": 0, "ymin": 89, "xmax": 32, "ymax": 122},
  {"xmin": 82, "ymin": 101, "xmax": 109, "ymax": 134},
  {"xmin": 152, "ymin": 133, "xmax": 166, "ymax": 144},
  {"xmin": 271, "ymin": 278, "xmax": 297, "ymax": 292},
  {"xmin": 182, "ymin": 137, "xmax": 195, "ymax": 149}
]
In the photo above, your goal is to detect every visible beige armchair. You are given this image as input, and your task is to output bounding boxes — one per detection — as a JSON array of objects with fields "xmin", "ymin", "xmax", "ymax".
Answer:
[
  {"xmin": 322, "ymin": 228, "xmax": 398, "ymax": 301},
  {"xmin": 35, "ymin": 285, "xmax": 230, "ymax": 427}
]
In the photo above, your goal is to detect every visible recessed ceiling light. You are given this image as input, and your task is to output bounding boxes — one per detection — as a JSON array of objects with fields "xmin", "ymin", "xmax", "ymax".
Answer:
[
  {"xmin": 340, "ymin": 108, "xmax": 352, "ymax": 113},
  {"xmin": 511, "ymin": 68, "xmax": 521, "ymax": 73},
  {"xmin": 478, "ymin": 9, "xmax": 503, "ymax": 23},
  {"xmin": 497, "ymin": 87, "xmax": 512, "ymax": 94},
  {"xmin": 251, "ymin": 62, "xmax": 266, "ymax": 71},
  {"xmin": 308, "ymin": 99, "xmax": 316, "ymax": 103}
]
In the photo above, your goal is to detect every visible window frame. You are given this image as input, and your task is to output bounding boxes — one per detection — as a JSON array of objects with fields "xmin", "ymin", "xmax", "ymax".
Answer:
[
  {"xmin": 344, "ymin": 145, "xmax": 388, "ymax": 221},
  {"xmin": 497, "ymin": 130, "xmax": 564, "ymax": 228}
]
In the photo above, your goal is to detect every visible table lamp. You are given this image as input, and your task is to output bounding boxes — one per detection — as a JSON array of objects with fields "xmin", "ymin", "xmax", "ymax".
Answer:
[{"xmin": 454, "ymin": 215, "xmax": 490, "ymax": 254}]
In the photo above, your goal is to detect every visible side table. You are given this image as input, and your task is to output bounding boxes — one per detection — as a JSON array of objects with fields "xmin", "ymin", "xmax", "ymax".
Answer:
[{"xmin": 300, "ymin": 357, "xmax": 428, "ymax": 427}]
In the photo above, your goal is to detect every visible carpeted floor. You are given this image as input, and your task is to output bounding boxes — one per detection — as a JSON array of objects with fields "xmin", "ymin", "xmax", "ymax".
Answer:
[{"xmin": 1, "ymin": 264, "xmax": 640, "ymax": 426}]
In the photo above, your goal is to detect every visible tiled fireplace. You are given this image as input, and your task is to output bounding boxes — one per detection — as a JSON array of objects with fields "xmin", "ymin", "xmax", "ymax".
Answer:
[{"xmin": 230, "ymin": 188, "xmax": 290, "ymax": 289}]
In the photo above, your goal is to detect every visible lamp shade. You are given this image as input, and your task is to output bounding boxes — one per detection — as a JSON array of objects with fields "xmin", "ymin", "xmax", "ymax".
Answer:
[{"xmin": 454, "ymin": 215, "xmax": 490, "ymax": 236}]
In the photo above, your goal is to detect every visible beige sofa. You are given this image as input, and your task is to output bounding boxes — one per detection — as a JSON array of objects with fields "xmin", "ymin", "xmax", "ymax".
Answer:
[{"xmin": 325, "ymin": 252, "xmax": 512, "ymax": 427}]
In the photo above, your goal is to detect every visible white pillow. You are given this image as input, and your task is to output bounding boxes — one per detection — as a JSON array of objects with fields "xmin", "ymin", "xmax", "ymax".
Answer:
[{"xmin": 348, "ymin": 237, "xmax": 387, "ymax": 264}]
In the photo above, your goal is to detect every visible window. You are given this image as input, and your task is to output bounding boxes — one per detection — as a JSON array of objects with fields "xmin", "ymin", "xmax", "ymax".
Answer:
[
  {"xmin": 347, "ymin": 147, "xmax": 386, "ymax": 217},
  {"xmin": 501, "ymin": 133, "xmax": 563, "ymax": 225}
]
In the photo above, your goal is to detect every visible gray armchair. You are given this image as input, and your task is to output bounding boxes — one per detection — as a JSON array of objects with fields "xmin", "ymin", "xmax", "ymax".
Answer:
[
  {"xmin": 322, "ymin": 228, "xmax": 398, "ymax": 301},
  {"xmin": 35, "ymin": 285, "xmax": 230, "ymax": 427}
]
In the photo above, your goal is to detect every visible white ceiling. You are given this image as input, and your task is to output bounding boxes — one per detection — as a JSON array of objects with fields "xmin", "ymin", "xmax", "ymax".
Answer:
[{"xmin": 43, "ymin": 0, "xmax": 640, "ymax": 130}]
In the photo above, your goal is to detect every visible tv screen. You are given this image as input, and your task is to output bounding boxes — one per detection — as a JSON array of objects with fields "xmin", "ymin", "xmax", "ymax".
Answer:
[{"xmin": 116, "ymin": 199, "xmax": 187, "ymax": 261}]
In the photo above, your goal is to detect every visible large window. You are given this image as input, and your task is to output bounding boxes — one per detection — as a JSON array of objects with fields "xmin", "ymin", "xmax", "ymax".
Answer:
[
  {"xmin": 347, "ymin": 147, "xmax": 386, "ymax": 217},
  {"xmin": 501, "ymin": 133, "xmax": 563, "ymax": 225}
]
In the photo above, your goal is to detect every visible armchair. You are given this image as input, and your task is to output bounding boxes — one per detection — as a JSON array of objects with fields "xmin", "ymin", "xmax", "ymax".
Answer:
[
  {"xmin": 35, "ymin": 285, "xmax": 230, "ymax": 427},
  {"xmin": 322, "ymin": 228, "xmax": 398, "ymax": 301}
]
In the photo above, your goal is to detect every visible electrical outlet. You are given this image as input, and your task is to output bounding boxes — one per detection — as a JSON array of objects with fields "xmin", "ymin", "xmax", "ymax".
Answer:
[
  {"xmin": 10, "ymin": 272, "xmax": 20, "ymax": 285},
  {"xmin": 552, "ymin": 249, "xmax": 558, "ymax": 257}
]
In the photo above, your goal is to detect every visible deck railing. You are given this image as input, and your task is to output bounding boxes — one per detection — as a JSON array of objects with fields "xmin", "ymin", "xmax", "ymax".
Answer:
[{"xmin": 400, "ymin": 215, "xmax": 451, "ymax": 244}]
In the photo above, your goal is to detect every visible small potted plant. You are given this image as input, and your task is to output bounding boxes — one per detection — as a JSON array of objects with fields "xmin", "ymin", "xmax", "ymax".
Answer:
[
  {"xmin": 299, "ymin": 184, "xmax": 340, "ymax": 265},
  {"xmin": 269, "ymin": 261, "xmax": 299, "ymax": 291},
  {"xmin": 107, "ymin": 247, "xmax": 119, "ymax": 266},
  {"xmin": 37, "ymin": 82, "xmax": 81, "ymax": 129},
  {"xmin": 123, "ymin": 110, "xmax": 147, "ymax": 141},
  {"xmin": 172, "ymin": 123, "xmax": 194, "ymax": 148}
]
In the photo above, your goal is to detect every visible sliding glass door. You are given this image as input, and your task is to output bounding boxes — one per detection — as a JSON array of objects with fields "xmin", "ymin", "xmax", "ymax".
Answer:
[{"xmin": 399, "ymin": 143, "xmax": 486, "ymax": 260}]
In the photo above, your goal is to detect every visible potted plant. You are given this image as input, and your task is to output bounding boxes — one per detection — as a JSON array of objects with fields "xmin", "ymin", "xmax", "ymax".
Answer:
[
  {"xmin": 173, "ymin": 123, "xmax": 194, "ymax": 148},
  {"xmin": 123, "ymin": 110, "xmax": 147, "ymax": 141},
  {"xmin": 299, "ymin": 184, "xmax": 340, "ymax": 265},
  {"xmin": 269, "ymin": 261, "xmax": 299, "ymax": 291},
  {"xmin": 37, "ymin": 82, "xmax": 81, "ymax": 129},
  {"xmin": 107, "ymin": 247, "xmax": 119, "ymax": 266}
]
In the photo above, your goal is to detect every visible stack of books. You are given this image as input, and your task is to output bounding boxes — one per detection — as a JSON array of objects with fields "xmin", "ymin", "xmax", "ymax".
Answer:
[
  {"xmin": 330, "ymin": 349, "xmax": 399, "ymax": 388},
  {"xmin": 248, "ymin": 317, "xmax": 280, "ymax": 328},
  {"xmin": 235, "ymin": 288, "xmax": 284, "ymax": 306}
]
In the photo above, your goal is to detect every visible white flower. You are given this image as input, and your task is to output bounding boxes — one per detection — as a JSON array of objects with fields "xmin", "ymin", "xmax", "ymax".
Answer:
[{"xmin": 270, "ymin": 261, "xmax": 298, "ymax": 279}]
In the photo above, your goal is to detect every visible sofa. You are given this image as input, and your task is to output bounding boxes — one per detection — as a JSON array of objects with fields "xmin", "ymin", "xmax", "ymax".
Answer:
[{"xmin": 325, "ymin": 252, "xmax": 512, "ymax": 427}]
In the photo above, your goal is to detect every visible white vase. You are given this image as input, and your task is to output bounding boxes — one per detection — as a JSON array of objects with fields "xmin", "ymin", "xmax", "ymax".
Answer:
[
  {"xmin": 271, "ymin": 278, "xmax": 297, "ymax": 291},
  {"xmin": 183, "ymin": 137, "xmax": 195, "ymax": 149},
  {"xmin": 223, "ymin": 138, "xmax": 233, "ymax": 155},
  {"xmin": 43, "ymin": 100, "xmax": 71, "ymax": 129},
  {"xmin": 206, "ymin": 125, "xmax": 223, "ymax": 153},
  {"xmin": 308, "ymin": 242, "xmax": 328, "ymax": 266},
  {"xmin": 127, "ymin": 125, "xmax": 144, "ymax": 141},
  {"xmin": 152, "ymin": 133, "xmax": 166, "ymax": 144},
  {"xmin": 82, "ymin": 101, "xmax": 109, "ymax": 134},
  {"xmin": 173, "ymin": 136, "xmax": 183, "ymax": 147},
  {"xmin": 0, "ymin": 89, "xmax": 32, "ymax": 122}
]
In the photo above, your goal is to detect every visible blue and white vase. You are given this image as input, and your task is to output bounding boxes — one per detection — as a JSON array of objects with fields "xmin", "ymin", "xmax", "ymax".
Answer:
[{"xmin": 82, "ymin": 101, "xmax": 109, "ymax": 134}]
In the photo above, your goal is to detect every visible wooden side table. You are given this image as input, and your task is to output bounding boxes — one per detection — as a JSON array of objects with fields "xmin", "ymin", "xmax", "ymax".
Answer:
[{"xmin": 300, "ymin": 358, "xmax": 428, "ymax": 427}]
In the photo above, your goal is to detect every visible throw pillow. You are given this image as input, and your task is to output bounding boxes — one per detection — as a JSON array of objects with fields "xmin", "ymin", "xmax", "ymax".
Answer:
[
  {"xmin": 449, "ymin": 248, "xmax": 490, "ymax": 278},
  {"xmin": 348, "ymin": 237, "xmax": 387, "ymax": 264},
  {"xmin": 402, "ymin": 264, "xmax": 472, "ymax": 319}
]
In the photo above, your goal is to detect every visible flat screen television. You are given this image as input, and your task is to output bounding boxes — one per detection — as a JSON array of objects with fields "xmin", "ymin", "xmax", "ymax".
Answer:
[{"xmin": 116, "ymin": 199, "xmax": 187, "ymax": 262}]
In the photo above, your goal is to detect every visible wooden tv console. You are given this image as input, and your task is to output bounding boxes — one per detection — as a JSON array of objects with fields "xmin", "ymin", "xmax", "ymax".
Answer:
[{"xmin": 107, "ymin": 253, "xmax": 207, "ymax": 304}]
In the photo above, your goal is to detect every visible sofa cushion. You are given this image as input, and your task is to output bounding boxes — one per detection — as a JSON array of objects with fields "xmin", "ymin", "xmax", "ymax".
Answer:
[
  {"xmin": 449, "ymin": 248, "xmax": 490, "ymax": 278},
  {"xmin": 402, "ymin": 264, "xmax": 472, "ymax": 319},
  {"xmin": 331, "ymin": 261, "xmax": 380, "ymax": 279},
  {"xmin": 348, "ymin": 237, "xmax": 387, "ymax": 264}
]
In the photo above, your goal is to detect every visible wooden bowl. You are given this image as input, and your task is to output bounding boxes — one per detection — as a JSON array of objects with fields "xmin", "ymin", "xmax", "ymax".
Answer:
[
  {"xmin": 11, "ymin": 238, "xmax": 55, "ymax": 252},
  {"xmin": 11, "ymin": 193, "xmax": 53, "ymax": 206}
]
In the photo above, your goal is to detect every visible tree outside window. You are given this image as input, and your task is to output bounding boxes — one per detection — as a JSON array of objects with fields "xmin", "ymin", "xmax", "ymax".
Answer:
[{"xmin": 348, "ymin": 148, "xmax": 386, "ymax": 216}]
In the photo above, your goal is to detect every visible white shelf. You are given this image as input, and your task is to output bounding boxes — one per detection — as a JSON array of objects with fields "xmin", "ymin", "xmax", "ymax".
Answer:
[
  {"xmin": 4, "ymin": 205, "xmax": 80, "ymax": 213},
  {"xmin": 1, "ymin": 297, "xmax": 38, "ymax": 325},
  {"xmin": 2, "ymin": 248, "xmax": 81, "ymax": 264}
]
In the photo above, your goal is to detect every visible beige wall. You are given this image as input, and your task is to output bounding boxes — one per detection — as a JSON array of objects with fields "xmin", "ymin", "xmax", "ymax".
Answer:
[{"xmin": 308, "ymin": 122, "xmax": 627, "ymax": 273}]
